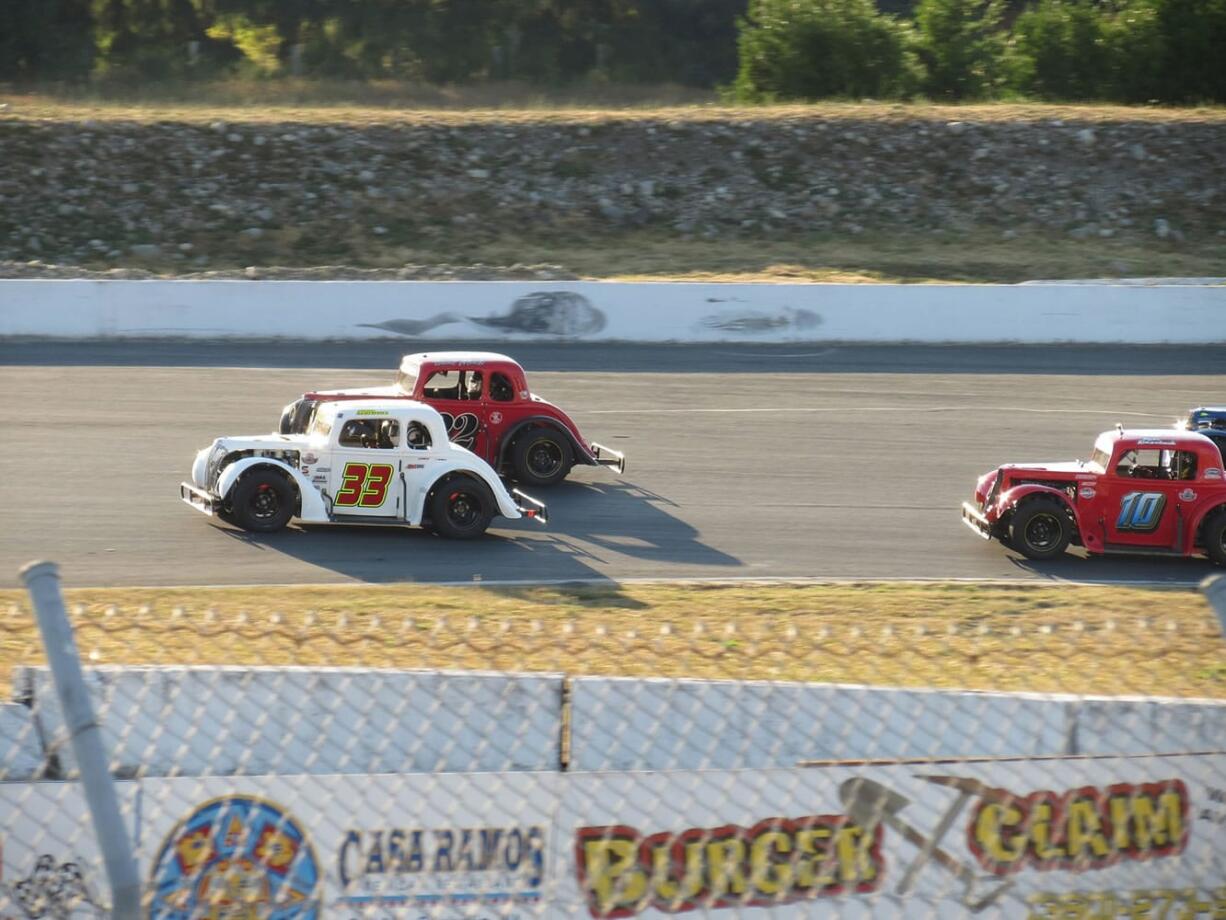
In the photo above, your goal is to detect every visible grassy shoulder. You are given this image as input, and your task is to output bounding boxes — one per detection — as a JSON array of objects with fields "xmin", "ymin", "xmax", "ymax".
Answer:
[
  {"xmin": 12, "ymin": 230, "xmax": 1222, "ymax": 284},
  {"xmin": 1, "ymin": 582, "xmax": 1221, "ymax": 699},
  {"xmin": 4, "ymin": 88, "xmax": 1226, "ymax": 125}
]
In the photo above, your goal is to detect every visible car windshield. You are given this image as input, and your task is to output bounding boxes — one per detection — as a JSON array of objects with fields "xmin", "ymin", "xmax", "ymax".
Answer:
[
  {"xmin": 395, "ymin": 360, "xmax": 420, "ymax": 394},
  {"xmin": 1088, "ymin": 447, "xmax": 1111, "ymax": 472},
  {"xmin": 311, "ymin": 407, "xmax": 334, "ymax": 438}
]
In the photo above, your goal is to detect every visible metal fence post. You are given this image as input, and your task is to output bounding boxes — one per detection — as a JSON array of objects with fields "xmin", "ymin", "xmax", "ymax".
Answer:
[
  {"xmin": 1203, "ymin": 574, "xmax": 1226, "ymax": 637},
  {"xmin": 20, "ymin": 561, "xmax": 141, "ymax": 920}
]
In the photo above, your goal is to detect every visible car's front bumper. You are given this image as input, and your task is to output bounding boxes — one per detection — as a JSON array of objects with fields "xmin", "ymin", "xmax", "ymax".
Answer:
[
  {"xmin": 961, "ymin": 501, "xmax": 992, "ymax": 540},
  {"xmin": 180, "ymin": 482, "xmax": 220, "ymax": 516}
]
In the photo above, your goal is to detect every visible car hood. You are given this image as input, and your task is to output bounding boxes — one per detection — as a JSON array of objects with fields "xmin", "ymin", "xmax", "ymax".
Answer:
[
  {"xmin": 212, "ymin": 434, "xmax": 310, "ymax": 451},
  {"xmin": 1000, "ymin": 461, "xmax": 1093, "ymax": 476},
  {"xmin": 310, "ymin": 384, "xmax": 403, "ymax": 398}
]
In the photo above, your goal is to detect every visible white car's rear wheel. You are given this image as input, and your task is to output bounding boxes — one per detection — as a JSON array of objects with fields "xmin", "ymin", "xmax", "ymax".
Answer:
[{"xmin": 429, "ymin": 477, "xmax": 494, "ymax": 539}]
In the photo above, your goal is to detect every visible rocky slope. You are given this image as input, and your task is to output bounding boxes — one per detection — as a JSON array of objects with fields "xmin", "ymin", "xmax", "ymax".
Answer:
[{"xmin": 1, "ymin": 112, "xmax": 1223, "ymax": 273}]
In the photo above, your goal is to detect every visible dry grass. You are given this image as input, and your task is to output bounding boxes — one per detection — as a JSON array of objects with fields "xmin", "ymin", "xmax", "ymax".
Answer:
[
  {"xmin": 464, "ymin": 232, "xmax": 1226, "ymax": 284},
  {"xmin": 1, "ymin": 582, "xmax": 1222, "ymax": 699},
  {"xmin": 3, "ymin": 86, "xmax": 1226, "ymax": 126}
]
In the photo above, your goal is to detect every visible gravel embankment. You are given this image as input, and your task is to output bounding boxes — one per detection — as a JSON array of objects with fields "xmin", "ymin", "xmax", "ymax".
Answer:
[{"xmin": 1, "ymin": 113, "xmax": 1223, "ymax": 274}]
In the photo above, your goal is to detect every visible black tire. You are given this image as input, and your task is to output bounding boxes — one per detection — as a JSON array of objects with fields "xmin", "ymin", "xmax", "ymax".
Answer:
[
  {"xmin": 510, "ymin": 429, "xmax": 573, "ymax": 487},
  {"xmin": 1009, "ymin": 498, "xmax": 1072, "ymax": 561},
  {"xmin": 429, "ymin": 477, "xmax": 495, "ymax": 539},
  {"xmin": 1203, "ymin": 510, "xmax": 1226, "ymax": 567},
  {"xmin": 230, "ymin": 470, "xmax": 295, "ymax": 533}
]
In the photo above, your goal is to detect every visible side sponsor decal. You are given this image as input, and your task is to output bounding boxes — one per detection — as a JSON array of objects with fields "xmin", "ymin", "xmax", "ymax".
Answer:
[
  {"xmin": 1179, "ymin": 488, "xmax": 1197, "ymax": 501},
  {"xmin": 337, "ymin": 825, "xmax": 546, "ymax": 911},
  {"xmin": 575, "ymin": 814, "xmax": 883, "ymax": 917},
  {"xmin": 148, "ymin": 795, "xmax": 321, "ymax": 919}
]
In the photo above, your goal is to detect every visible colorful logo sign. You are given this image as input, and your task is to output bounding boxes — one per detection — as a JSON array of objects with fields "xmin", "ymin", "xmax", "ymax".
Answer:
[{"xmin": 148, "ymin": 796, "xmax": 320, "ymax": 920}]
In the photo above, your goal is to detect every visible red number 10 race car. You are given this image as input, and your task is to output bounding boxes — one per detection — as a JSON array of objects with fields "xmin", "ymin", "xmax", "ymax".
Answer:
[
  {"xmin": 962, "ymin": 427, "xmax": 1226, "ymax": 565},
  {"xmin": 279, "ymin": 352, "xmax": 624, "ymax": 488}
]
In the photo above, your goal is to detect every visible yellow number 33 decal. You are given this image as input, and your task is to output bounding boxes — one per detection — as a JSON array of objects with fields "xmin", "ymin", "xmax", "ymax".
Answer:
[{"xmin": 335, "ymin": 463, "xmax": 394, "ymax": 508}]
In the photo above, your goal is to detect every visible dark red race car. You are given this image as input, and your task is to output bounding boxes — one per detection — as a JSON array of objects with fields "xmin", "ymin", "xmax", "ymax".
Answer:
[{"xmin": 279, "ymin": 351, "xmax": 625, "ymax": 488}]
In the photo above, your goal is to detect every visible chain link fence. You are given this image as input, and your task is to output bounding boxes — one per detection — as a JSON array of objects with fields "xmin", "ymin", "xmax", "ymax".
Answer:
[{"xmin": 1, "ymin": 566, "xmax": 1225, "ymax": 919}]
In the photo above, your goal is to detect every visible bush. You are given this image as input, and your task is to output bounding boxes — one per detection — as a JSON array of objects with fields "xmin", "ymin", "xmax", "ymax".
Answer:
[
  {"xmin": 1150, "ymin": 0, "xmax": 1226, "ymax": 102},
  {"xmin": 915, "ymin": 0, "xmax": 1006, "ymax": 99},
  {"xmin": 1100, "ymin": 0, "xmax": 1165, "ymax": 102},
  {"xmin": 732, "ymin": 0, "xmax": 920, "ymax": 101},
  {"xmin": 1009, "ymin": 0, "xmax": 1112, "ymax": 99}
]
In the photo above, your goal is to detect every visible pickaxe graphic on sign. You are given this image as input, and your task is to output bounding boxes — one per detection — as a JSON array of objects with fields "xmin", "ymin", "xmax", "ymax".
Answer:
[{"xmin": 838, "ymin": 777, "xmax": 1014, "ymax": 913}]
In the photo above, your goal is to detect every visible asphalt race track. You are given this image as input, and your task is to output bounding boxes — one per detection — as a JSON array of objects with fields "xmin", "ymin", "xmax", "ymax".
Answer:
[{"xmin": 2, "ymin": 340, "xmax": 1224, "ymax": 588}]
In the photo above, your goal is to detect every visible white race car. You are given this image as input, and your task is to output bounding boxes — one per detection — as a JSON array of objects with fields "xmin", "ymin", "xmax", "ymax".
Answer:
[{"xmin": 180, "ymin": 399, "xmax": 546, "ymax": 539}]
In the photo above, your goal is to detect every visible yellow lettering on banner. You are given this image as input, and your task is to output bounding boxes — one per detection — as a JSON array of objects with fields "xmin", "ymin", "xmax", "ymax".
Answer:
[
  {"xmin": 794, "ymin": 826, "xmax": 835, "ymax": 890},
  {"xmin": 1129, "ymin": 792, "xmax": 1183, "ymax": 851},
  {"xmin": 974, "ymin": 803, "xmax": 1027, "ymax": 866},
  {"xmin": 582, "ymin": 838, "xmax": 646, "ymax": 914},
  {"xmin": 1030, "ymin": 802, "xmax": 1065, "ymax": 861},
  {"xmin": 834, "ymin": 826, "xmax": 877, "ymax": 885},
  {"xmin": 647, "ymin": 839, "xmax": 703, "ymax": 905},
  {"xmin": 748, "ymin": 830, "xmax": 793, "ymax": 896},
  {"xmin": 705, "ymin": 838, "xmax": 748, "ymax": 899},
  {"xmin": 1065, "ymin": 800, "xmax": 1111, "ymax": 864}
]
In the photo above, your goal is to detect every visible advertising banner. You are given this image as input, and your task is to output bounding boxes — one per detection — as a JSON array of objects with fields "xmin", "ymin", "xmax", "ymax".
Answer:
[
  {"xmin": 1, "ymin": 753, "xmax": 1222, "ymax": 918},
  {"xmin": 136, "ymin": 772, "xmax": 561, "ymax": 920},
  {"xmin": 557, "ymin": 754, "xmax": 1226, "ymax": 919}
]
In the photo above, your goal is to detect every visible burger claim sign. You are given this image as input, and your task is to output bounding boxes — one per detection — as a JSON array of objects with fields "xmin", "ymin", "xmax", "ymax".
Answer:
[{"xmin": 567, "ymin": 761, "xmax": 1216, "ymax": 918}]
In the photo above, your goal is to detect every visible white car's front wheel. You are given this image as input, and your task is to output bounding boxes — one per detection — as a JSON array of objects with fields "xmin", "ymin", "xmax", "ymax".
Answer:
[{"xmin": 230, "ymin": 471, "xmax": 295, "ymax": 533}]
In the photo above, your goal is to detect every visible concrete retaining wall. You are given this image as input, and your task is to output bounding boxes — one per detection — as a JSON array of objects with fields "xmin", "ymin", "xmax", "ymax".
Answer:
[
  {"xmin": 7, "ymin": 666, "xmax": 1223, "ymax": 780},
  {"xmin": 2, "ymin": 279, "xmax": 1224, "ymax": 343},
  {"xmin": 16, "ymin": 665, "xmax": 563, "ymax": 779}
]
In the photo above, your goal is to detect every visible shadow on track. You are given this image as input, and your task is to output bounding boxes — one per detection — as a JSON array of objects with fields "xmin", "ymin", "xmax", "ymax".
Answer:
[
  {"xmin": 208, "ymin": 480, "xmax": 739, "ymax": 586},
  {"xmin": 1005, "ymin": 550, "xmax": 1218, "ymax": 586}
]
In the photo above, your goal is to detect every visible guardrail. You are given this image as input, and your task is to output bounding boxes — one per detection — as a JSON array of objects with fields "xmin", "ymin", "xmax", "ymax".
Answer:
[{"xmin": 2, "ymin": 279, "xmax": 1225, "ymax": 343}]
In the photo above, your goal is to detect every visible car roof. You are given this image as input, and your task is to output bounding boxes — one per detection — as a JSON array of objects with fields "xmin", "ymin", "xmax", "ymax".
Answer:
[
  {"xmin": 1188, "ymin": 406, "xmax": 1226, "ymax": 426},
  {"xmin": 1110, "ymin": 428, "xmax": 1220, "ymax": 448},
  {"xmin": 318, "ymin": 398, "xmax": 441, "ymax": 419},
  {"xmin": 400, "ymin": 351, "xmax": 520, "ymax": 372}
]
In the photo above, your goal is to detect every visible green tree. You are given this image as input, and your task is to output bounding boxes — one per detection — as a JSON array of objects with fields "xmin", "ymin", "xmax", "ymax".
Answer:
[
  {"xmin": 1008, "ymin": 0, "xmax": 1111, "ymax": 99},
  {"xmin": 0, "ymin": 0, "xmax": 95, "ymax": 80},
  {"xmin": 1151, "ymin": 0, "xmax": 1226, "ymax": 101},
  {"xmin": 915, "ymin": 0, "xmax": 1006, "ymax": 98},
  {"xmin": 732, "ymin": 0, "xmax": 920, "ymax": 101}
]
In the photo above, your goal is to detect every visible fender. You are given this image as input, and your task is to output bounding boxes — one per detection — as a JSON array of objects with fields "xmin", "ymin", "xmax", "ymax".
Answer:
[
  {"xmin": 217, "ymin": 457, "xmax": 330, "ymax": 522},
  {"xmin": 497, "ymin": 415, "xmax": 594, "ymax": 468},
  {"xmin": 993, "ymin": 484, "xmax": 1084, "ymax": 533},
  {"xmin": 408, "ymin": 458, "xmax": 521, "ymax": 524}
]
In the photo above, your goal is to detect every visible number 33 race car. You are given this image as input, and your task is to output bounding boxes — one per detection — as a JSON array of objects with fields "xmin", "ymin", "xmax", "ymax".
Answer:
[{"xmin": 181, "ymin": 399, "xmax": 547, "ymax": 539}]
